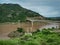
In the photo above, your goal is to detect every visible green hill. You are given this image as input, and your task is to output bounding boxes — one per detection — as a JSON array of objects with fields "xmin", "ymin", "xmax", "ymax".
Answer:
[{"xmin": 0, "ymin": 4, "xmax": 44, "ymax": 23}]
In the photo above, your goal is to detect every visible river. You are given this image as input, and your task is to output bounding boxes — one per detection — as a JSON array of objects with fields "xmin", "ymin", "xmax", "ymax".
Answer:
[{"xmin": 40, "ymin": 22, "xmax": 59, "ymax": 30}]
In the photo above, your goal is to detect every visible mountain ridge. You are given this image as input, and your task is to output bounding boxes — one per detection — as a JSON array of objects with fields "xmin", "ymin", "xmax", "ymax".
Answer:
[{"xmin": 0, "ymin": 4, "xmax": 44, "ymax": 23}]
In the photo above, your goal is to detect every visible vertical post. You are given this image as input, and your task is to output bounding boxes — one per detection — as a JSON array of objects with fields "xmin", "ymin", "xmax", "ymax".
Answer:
[
  {"xmin": 18, "ymin": 20, "xmax": 21, "ymax": 28},
  {"xmin": 59, "ymin": 24, "xmax": 60, "ymax": 29},
  {"xmin": 31, "ymin": 21, "xmax": 33, "ymax": 32}
]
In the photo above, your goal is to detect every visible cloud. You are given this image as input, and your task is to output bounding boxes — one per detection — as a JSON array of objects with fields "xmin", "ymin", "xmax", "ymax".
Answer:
[
  {"xmin": 19, "ymin": 4, "xmax": 59, "ymax": 17},
  {"xmin": 0, "ymin": 0, "xmax": 60, "ymax": 17}
]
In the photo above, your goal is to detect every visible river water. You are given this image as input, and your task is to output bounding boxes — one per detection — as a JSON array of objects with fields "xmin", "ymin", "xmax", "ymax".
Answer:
[{"xmin": 40, "ymin": 22, "xmax": 59, "ymax": 30}]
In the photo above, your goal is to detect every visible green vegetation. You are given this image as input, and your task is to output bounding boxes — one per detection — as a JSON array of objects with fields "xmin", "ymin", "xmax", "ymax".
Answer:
[
  {"xmin": 0, "ymin": 4, "xmax": 43, "ymax": 23},
  {"xmin": 0, "ymin": 28, "xmax": 60, "ymax": 45},
  {"xmin": 0, "ymin": 38, "xmax": 19, "ymax": 45},
  {"xmin": 46, "ymin": 17, "xmax": 60, "ymax": 21},
  {"xmin": 17, "ymin": 28, "xmax": 24, "ymax": 33},
  {"xmin": 42, "ymin": 27, "xmax": 57, "ymax": 31}
]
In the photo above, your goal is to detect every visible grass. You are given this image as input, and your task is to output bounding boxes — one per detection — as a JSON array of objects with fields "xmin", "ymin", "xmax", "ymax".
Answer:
[
  {"xmin": 0, "ymin": 29, "xmax": 60, "ymax": 45},
  {"xmin": 0, "ymin": 38, "xmax": 19, "ymax": 45}
]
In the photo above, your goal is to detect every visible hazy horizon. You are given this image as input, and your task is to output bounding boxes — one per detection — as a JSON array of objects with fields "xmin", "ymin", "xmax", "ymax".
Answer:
[{"xmin": 0, "ymin": 0, "xmax": 60, "ymax": 17}]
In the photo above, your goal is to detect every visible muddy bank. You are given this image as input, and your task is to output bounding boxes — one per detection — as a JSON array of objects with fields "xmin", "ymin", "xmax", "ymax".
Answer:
[{"xmin": 0, "ymin": 22, "xmax": 48, "ymax": 39}]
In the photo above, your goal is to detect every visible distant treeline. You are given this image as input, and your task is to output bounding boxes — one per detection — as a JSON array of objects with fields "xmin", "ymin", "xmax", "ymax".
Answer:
[{"xmin": 46, "ymin": 17, "xmax": 60, "ymax": 21}]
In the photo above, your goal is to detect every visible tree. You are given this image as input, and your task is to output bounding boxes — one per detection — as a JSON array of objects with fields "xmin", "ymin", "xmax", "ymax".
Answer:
[
  {"xmin": 17, "ymin": 28, "xmax": 24, "ymax": 33},
  {"xmin": 18, "ymin": 13, "xmax": 26, "ymax": 22}
]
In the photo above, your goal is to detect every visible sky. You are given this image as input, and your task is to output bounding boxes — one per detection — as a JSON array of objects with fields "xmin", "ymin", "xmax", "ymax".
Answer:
[{"xmin": 0, "ymin": 0, "xmax": 60, "ymax": 17}]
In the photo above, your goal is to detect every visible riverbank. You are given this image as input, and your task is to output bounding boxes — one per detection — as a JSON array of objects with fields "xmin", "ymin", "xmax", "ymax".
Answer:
[{"xmin": 0, "ymin": 22, "xmax": 48, "ymax": 39}]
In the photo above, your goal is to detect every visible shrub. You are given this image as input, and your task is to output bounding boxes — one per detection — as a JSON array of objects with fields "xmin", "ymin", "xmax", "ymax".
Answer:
[
  {"xmin": 0, "ymin": 40, "xmax": 18, "ymax": 45},
  {"xmin": 47, "ymin": 28, "xmax": 52, "ymax": 30},
  {"xmin": 52, "ymin": 27, "xmax": 55, "ymax": 29},
  {"xmin": 41, "ymin": 41, "xmax": 47, "ymax": 45},
  {"xmin": 42, "ymin": 30, "xmax": 51, "ymax": 35},
  {"xmin": 47, "ymin": 38, "xmax": 54, "ymax": 43},
  {"xmin": 8, "ymin": 31, "xmax": 21, "ymax": 38},
  {"xmin": 28, "ymin": 42, "xmax": 38, "ymax": 45},
  {"xmin": 32, "ymin": 29, "xmax": 40, "ymax": 34},
  {"xmin": 20, "ymin": 34, "xmax": 32, "ymax": 41},
  {"xmin": 42, "ymin": 28, "xmax": 47, "ymax": 30},
  {"xmin": 36, "ymin": 29, "xmax": 40, "ymax": 32},
  {"xmin": 17, "ymin": 28, "xmax": 24, "ymax": 33}
]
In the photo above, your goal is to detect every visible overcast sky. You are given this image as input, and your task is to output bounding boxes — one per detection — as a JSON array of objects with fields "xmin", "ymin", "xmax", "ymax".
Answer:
[{"xmin": 0, "ymin": 0, "xmax": 60, "ymax": 17}]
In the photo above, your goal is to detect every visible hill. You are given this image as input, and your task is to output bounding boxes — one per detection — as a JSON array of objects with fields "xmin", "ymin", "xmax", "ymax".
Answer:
[{"xmin": 0, "ymin": 4, "xmax": 44, "ymax": 23}]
